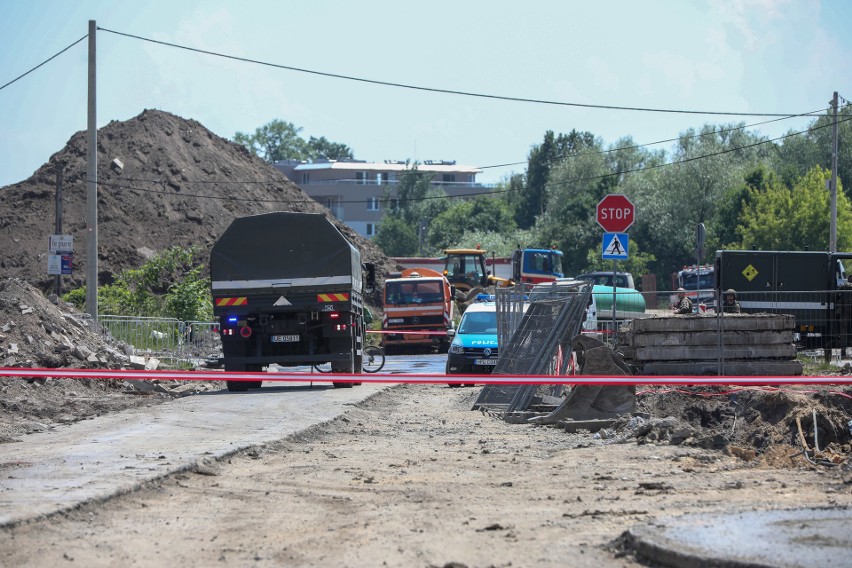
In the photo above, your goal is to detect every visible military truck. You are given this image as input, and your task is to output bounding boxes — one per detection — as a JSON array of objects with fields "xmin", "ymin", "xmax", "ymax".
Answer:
[
  {"xmin": 211, "ymin": 212, "xmax": 368, "ymax": 391},
  {"xmin": 715, "ymin": 250, "xmax": 852, "ymax": 348}
]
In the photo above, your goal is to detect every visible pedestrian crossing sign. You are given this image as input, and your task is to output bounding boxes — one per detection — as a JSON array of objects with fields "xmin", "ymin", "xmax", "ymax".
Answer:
[{"xmin": 602, "ymin": 232, "xmax": 629, "ymax": 260}]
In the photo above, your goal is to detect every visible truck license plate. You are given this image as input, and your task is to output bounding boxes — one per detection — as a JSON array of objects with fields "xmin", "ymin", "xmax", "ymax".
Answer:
[
  {"xmin": 475, "ymin": 359, "xmax": 498, "ymax": 366},
  {"xmin": 271, "ymin": 335, "xmax": 300, "ymax": 343}
]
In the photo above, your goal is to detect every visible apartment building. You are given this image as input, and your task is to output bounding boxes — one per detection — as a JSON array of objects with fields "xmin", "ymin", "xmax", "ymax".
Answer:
[{"xmin": 273, "ymin": 159, "xmax": 489, "ymax": 238}]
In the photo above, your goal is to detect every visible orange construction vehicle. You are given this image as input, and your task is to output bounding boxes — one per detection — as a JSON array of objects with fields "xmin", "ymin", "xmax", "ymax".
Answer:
[{"xmin": 381, "ymin": 268, "xmax": 454, "ymax": 353}]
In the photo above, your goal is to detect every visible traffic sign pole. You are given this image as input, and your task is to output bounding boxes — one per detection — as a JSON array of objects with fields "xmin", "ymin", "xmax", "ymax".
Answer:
[{"xmin": 596, "ymin": 196, "xmax": 635, "ymax": 338}]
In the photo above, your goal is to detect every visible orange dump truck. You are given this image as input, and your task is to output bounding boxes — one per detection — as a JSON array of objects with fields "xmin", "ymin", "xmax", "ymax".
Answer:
[{"xmin": 382, "ymin": 268, "xmax": 454, "ymax": 353}]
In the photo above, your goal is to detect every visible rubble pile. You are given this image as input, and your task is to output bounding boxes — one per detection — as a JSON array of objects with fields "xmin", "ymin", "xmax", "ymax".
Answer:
[{"xmin": 0, "ymin": 277, "xmax": 221, "ymax": 443}]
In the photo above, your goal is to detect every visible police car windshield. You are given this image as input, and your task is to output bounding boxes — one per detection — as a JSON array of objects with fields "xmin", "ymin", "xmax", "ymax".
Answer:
[{"xmin": 459, "ymin": 311, "xmax": 497, "ymax": 335}]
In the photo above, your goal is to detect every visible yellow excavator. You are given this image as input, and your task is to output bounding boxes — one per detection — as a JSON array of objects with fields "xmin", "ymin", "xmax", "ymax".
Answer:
[{"xmin": 442, "ymin": 248, "xmax": 513, "ymax": 295}]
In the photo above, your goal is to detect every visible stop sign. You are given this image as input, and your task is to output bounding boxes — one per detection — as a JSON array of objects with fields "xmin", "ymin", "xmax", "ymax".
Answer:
[{"xmin": 596, "ymin": 194, "xmax": 635, "ymax": 232}]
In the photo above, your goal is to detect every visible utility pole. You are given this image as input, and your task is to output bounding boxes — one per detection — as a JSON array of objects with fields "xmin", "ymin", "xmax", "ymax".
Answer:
[
  {"xmin": 54, "ymin": 163, "xmax": 64, "ymax": 297},
  {"xmin": 830, "ymin": 91, "xmax": 839, "ymax": 253},
  {"xmin": 86, "ymin": 20, "xmax": 98, "ymax": 320}
]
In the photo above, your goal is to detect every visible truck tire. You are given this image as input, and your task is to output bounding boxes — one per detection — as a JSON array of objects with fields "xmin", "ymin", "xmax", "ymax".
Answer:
[{"xmin": 225, "ymin": 364, "xmax": 263, "ymax": 392}]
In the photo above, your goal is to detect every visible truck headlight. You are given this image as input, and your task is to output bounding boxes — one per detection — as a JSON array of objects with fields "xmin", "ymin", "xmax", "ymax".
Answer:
[{"xmin": 449, "ymin": 344, "xmax": 464, "ymax": 354}]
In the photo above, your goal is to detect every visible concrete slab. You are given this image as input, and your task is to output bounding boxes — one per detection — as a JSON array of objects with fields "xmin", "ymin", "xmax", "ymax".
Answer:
[
  {"xmin": 627, "ymin": 506, "xmax": 852, "ymax": 568},
  {"xmin": 638, "ymin": 360, "xmax": 803, "ymax": 376},
  {"xmin": 633, "ymin": 314, "xmax": 795, "ymax": 333},
  {"xmin": 0, "ymin": 382, "xmax": 389, "ymax": 527},
  {"xmin": 626, "ymin": 330, "xmax": 793, "ymax": 348}
]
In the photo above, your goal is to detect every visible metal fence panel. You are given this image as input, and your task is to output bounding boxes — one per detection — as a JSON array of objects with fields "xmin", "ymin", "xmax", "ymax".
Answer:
[{"xmin": 97, "ymin": 315, "xmax": 221, "ymax": 364}]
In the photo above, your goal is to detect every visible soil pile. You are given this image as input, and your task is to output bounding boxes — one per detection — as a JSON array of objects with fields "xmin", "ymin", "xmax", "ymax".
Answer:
[
  {"xmin": 0, "ymin": 109, "xmax": 398, "ymax": 293},
  {"xmin": 0, "ymin": 277, "xmax": 218, "ymax": 443}
]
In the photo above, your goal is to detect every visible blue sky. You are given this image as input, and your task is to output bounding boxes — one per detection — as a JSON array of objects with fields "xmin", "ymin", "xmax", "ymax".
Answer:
[{"xmin": 1, "ymin": 0, "xmax": 851, "ymax": 188}]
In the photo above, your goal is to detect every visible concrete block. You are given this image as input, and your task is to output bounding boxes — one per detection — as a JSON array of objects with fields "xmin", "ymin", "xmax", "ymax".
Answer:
[
  {"xmin": 625, "ymin": 343, "xmax": 796, "ymax": 361},
  {"xmin": 625, "ymin": 330, "xmax": 794, "ymax": 348},
  {"xmin": 637, "ymin": 360, "xmax": 803, "ymax": 376},
  {"xmin": 632, "ymin": 314, "xmax": 795, "ymax": 334}
]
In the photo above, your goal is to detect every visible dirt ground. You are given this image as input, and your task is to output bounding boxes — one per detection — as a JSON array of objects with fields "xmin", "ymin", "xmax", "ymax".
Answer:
[
  {"xmin": 1, "ymin": 382, "xmax": 852, "ymax": 567},
  {"xmin": 3, "ymin": 275, "xmax": 852, "ymax": 566}
]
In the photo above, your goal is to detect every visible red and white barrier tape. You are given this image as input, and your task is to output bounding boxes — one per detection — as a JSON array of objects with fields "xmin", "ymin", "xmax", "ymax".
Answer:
[
  {"xmin": 368, "ymin": 329, "xmax": 448, "ymax": 335},
  {"xmin": 1, "ymin": 367, "xmax": 852, "ymax": 386}
]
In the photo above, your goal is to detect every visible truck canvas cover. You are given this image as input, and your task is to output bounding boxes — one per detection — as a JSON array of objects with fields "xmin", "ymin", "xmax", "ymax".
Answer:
[{"xmin": 211, "ymin": 212, "xmax": 361, "ymax": 291}]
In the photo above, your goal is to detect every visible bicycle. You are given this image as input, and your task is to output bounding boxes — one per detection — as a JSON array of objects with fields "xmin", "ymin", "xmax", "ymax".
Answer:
[{"xmin": 312, "ymin": 344, "xmax": 385, "ymax": 374}]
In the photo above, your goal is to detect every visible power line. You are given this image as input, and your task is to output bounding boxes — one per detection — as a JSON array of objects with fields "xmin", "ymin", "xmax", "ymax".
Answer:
[
  {"xmin": 90, "ymin": 114, "xmax": 851, "ymax": 206},
  {"xmin": 99, "ymin": 26, "xmax": 813, "ymax": 118},
  {"xmin": 477, "ymin": 109, "xmax": 829, "ymax": 171},
  {"xmin": 545, "ymin": 114, "xmax": 852, "ymax": 190},
  {"xmin": 0, "ymin": 34, "xmax": 88, "ymax": 91}
]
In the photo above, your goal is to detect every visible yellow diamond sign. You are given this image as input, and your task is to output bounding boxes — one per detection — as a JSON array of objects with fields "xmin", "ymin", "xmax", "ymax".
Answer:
[{"xmin": 742, "ymin": 264, "xmax": 758, "ymax": 281}]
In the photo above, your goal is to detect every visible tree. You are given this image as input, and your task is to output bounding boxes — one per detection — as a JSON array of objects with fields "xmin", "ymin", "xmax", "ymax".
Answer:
[
  {"xmin": 233, "ymin": 120, "xmax": 354, "ymax": 163},
  {"xmin": 714, "ymin": 165, "xmax": 779, "ymax": 249},
  {"xmin": 307, "ymin": 136, "xmax": 353, "ymax": 160},
  {"xmin": 534, "ymin": 143, "xmax": 609, "ymax": 276},
  {"xmin": 427, "ymin": 197, "xmax": 516, "ymax": 251},
  {"xmin": 735, "ymin": 166, "xmax": 852, "ymax": 251},
  {"xmin": 774, "ymin": 105, "xmax": 852, "ymax": 199},
  {"xmin": 624, "ymin": 123, "xmax": 771, "ymax": 282},
  {"xmin": 374, "ymin": 216, "xmax": 419, "ymax": 256},
  {"xmin": 514, "ymin": 130, "xmax": 597, "ymax": 228}
]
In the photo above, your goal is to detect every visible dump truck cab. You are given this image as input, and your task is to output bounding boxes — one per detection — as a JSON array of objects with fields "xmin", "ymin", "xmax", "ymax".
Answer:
[
  {"xmin": 511, "ymin": 248, "xmax": 565, "ymax": 284},
  {"xmin": 382, "ymin": 268, "xmax": 454, "ymax": 353}
]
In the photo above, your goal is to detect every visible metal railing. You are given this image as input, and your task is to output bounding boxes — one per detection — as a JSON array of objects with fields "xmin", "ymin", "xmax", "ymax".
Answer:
[{"xmin": 97, "ymin": 315, "xmax": 221, "ymax": 364}]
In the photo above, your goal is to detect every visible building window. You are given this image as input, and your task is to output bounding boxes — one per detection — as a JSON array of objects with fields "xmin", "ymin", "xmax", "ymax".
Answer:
[
  {"xmin": 356, "ymin": 171, "xmax": 367, "ymax": 185},
  {"xmin": 301, "ymin": 172, "xmax": 310, "ymax": 184},
  {"xmin": 366, "ymin": 223, "xmax": 376, "ymax": 236},
  {"xmin": 367, "ymin": 197, "xmax": 380, "ymax": 211},
  {"xmin": 442, "ymin": 174, "xmax": 456, "ymax": 183}
]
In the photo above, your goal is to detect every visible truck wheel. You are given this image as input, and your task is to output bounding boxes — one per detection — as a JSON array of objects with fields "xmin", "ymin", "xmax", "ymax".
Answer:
[
  {"xmin": 332, "ymin": 361, "xmax": 355, "ymax": 388},
  {"xmin": 226, "ymin": 364, "xmax": 263, "ymax": 392}
]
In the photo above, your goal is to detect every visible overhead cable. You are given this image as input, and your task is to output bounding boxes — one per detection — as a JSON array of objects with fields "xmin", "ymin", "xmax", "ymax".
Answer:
[
  {"xmin": 478, "ymin": 109, "xmax": 829, "ymax": 170},
  {"xmin": 90, "ymin": 115, "xmax": 852, "ymax": 204},
  {"xmin": 98, "ymin": 26, "xmax": 813, "ymax": 118},
  {"xmin": 0, "ymin": 35, "xmax": 88, "ymax": 91}
]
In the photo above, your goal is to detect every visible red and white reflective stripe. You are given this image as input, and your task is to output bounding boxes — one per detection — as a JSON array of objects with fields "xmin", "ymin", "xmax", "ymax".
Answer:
[
  {"xmin": 1, "ymin": 367, "xmax": 851, "ymax": 386},
  {"xmin": 369, "ymin": 329, "xmax": 448, "ymax": 335}
]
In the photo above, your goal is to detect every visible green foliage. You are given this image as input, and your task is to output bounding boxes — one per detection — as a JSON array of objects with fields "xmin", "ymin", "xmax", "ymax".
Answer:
[
  {"xmin": 447, "ymin": 228, "xmax": 536, "ymax": 257},
  {"xmin": 165, "ymin": 266, "xmax": 214, "ymax": 322},
  {"xmin": 735, "ymin": 166, "xmax": 852, "ymax": 250},
  {"xmin": 625, "ymin": 123, "xmax": 770, "ymax": 282},
  {"xmin": 307, "ymin": 136, "xmax": 353, "ymax": 160},
  {"xmin": 535, "ymin": 144, "xmax": 609, "ymax": 276},
  {"xmin": 514, "ymin": 130, "xmax": 598, "ymax": 228},
  {"xmin": 62, "ymin": 247, "xmax": 211, "ymax": 321},
  {"xmin": 374, "ymin": 216, "xmax": 419, "ymax": 256},
  {"xmin": 233, "ymin": 119, "xmax": 353, "ymax": 163},
  {"xmin": 774, "ymin": 105, "xmax": 852, "ymax": 199},
  {"xmin": 427, "ymin": 196, "xmax": 516, "ymax": 251}
]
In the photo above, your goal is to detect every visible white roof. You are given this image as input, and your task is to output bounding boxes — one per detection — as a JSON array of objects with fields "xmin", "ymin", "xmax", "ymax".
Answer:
[{"xmin": 293, "ymin": 161, "xmax": 481, "ymax": 174}]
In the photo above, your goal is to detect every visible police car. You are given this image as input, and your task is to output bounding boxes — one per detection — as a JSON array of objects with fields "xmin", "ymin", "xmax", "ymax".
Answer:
[{"xmin": 445, "ymin": 295, "xmax": 501, "ymax": 377}]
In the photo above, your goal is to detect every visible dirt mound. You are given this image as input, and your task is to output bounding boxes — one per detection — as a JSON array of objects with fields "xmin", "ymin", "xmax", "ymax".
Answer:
[
  {"xmin": 623, "ymin": 385, "xmax": 852, "ymax": 465},
  {"xmin": 0, "ymin": 277, "xmax": 222, "ymax": 443},
  {"xmin": 0, "ymin": 109, "xmax": 398, "ymax": 294}
]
